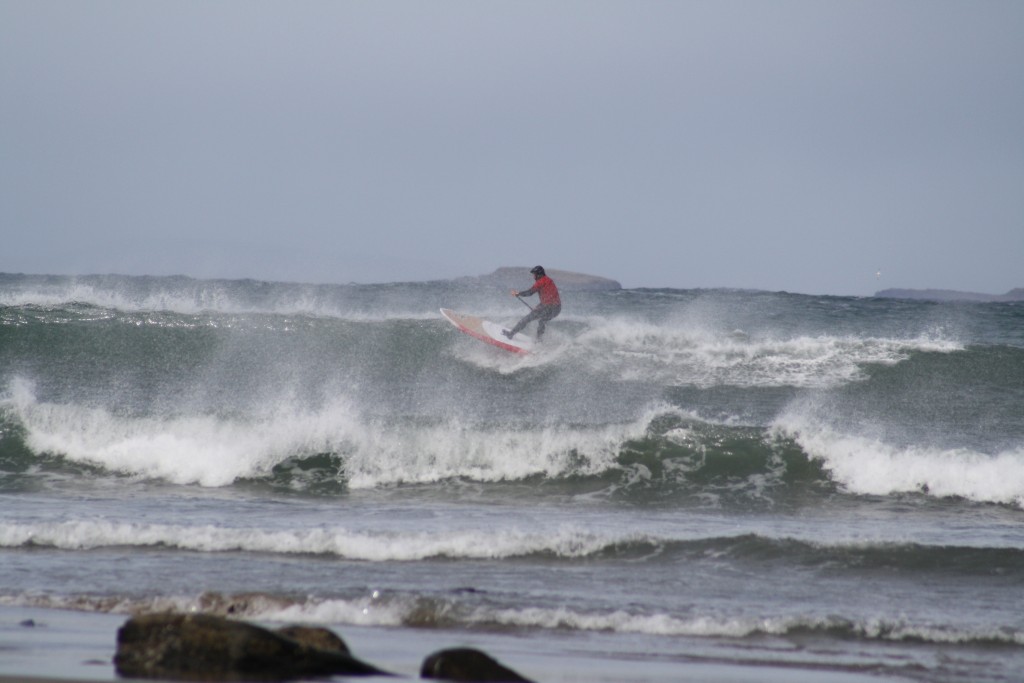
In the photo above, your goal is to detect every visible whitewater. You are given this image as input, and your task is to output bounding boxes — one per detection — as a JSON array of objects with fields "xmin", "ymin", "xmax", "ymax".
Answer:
[{"xmin": 1, "ymin": 272, "xmax": 1023, "ymax": 683}]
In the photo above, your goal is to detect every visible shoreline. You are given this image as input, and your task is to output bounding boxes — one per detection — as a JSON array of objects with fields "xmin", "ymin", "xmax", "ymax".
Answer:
[{"xmin": 1, "ymin": 605, "xmax": 913, "ymax": 683}]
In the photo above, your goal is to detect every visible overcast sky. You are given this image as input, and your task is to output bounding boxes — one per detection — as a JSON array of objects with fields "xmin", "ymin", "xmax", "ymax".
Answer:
[{"xmin": 2, "ymin": 1, "xmax": 1021, "ymax": 294}]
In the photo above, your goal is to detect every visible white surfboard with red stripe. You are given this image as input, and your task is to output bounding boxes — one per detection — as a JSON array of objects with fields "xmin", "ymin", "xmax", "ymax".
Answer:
[{"xmin": 440, "ymin": 308, "xmax": 533, "ymax": 355}]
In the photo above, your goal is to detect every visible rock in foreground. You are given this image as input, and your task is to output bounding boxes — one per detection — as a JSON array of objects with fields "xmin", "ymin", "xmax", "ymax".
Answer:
[
  {"xmin": 421, "ymin": 647, "xmax": 534, "ymax": 682},
  {"xmin": 114, "ymin": 613, "xmax": 388, "ymax": 680},
  {"xmin": 274, "ymin": 624, "xmax": 350, "ymax": 654}
]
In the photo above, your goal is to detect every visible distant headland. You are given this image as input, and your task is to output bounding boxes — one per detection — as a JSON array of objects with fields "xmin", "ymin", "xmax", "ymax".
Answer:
[
  {"xmin": 875, "ymin": 287, "xmax": 1024, "ymax": 302},
  {"xmin": 455, "ymin": 267, "xmax": 622, "ymax": 292}
]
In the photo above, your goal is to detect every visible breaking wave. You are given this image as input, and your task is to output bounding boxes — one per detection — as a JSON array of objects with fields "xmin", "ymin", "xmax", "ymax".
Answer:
[{"xmin": 4, "ymin": 589, "xmax": 1022, "ymax": 648}]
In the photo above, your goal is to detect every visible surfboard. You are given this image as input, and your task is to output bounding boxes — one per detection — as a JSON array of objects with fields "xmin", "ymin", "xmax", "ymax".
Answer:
[{"xmin": 440, "ymin": 308, "xmax": 534, "ymax": 354}]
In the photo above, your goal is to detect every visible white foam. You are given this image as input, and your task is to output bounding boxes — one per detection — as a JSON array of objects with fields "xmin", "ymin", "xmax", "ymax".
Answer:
[
  {"xmin": 774, "ymin": 412, "xmax": 1024, "ymax": 507},
  {"xmin": 340, "ymin": 409, "xmax": 653, "ymax": 488},
  {"xmin": 251, "ymin": 595, "xmax": 1024, "ymax": 646},
  {"xmin": 5, "ymin": 378, "xmax": 359, "ymax": 487},
  {"xmin": 0, "ymin": 519, "xmax": 648, "ymax": 561},
  {"xmin": 457, "ymin": 605, "xmax": 1024, "ymax": 645},
  {"xmin": 0, "ymin": 278, "xmax": 436, "ymax": 321},
  {"xmin": 575, "ymin": 317, "xmax": 961, "ymax": 388},
  {"xmin": 4, "ymin": 378, "xmax": 662, "ymax": 488},
  {"xmin": 0, "ymin": 280, "xmax": 230, "ymax": 314},
  {"xmin": 257, "ymin": 594, "xmax": 407, "ymax": 627},
  {"xmin": 484, "ymin": 605, "xmax": 757, "ymax": 637}
]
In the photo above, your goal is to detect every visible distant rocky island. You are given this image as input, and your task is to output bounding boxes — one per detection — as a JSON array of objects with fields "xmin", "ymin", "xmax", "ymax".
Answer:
[
  {"xmin": 455, "ymin": 267, "xmax": 622, "ymax": 291},
  {"xmin": 875, "ymin": 287, "xmax": 1024, "ymax": 302}
]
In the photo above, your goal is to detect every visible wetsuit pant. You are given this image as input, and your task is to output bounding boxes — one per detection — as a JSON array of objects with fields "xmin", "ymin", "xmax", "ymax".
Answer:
[{"xmin": 510, "ymin": 303, "xmax": 561, "ymax": 340}]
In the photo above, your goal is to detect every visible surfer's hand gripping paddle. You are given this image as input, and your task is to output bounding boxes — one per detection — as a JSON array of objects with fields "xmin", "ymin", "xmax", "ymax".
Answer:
[{"xmin": 510, "ymin": 289, "xmax": 534, "ymax": 310}]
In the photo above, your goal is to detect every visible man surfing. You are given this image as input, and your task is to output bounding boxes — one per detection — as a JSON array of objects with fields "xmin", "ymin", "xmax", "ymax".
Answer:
[{"xmin": 503, "ymin": 266, "xmax": 561, "ymax": 342}]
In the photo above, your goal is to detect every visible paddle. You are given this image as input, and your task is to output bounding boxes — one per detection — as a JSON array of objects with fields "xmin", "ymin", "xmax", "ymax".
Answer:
[{"xmin": 515, "ymin": 294, "xmax": 534, "ymax": 311}]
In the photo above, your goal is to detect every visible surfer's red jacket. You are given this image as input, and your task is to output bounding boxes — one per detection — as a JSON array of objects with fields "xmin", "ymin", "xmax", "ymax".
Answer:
[{"xmin": 522, "ymin": 275, "xmax": 561, "ymax": 307}]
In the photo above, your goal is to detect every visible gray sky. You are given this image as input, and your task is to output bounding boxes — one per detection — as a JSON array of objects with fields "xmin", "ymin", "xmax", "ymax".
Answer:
[{"xmin": 2, "ymin": 1, "xmax": 1022, "ymax": 294}]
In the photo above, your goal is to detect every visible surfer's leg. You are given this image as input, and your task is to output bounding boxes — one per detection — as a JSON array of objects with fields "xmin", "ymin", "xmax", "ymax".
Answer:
[
  {"xmin": 505, "ymin": 309, "xmax": 539, "ymax": 338},
  {"xmin": 505, "ymin": 316, "xmax": 526, "ymax": 338},
  {"xmin": 534, "ymin": 304, "xmax": 560, "ymax": 341},
  {"xmin": 536, "ymin": 305, "xmax": 561, "ymax": 342}
]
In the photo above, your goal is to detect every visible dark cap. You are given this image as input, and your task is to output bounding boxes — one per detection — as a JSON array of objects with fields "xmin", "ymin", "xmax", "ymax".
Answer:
[{"xmin": 529, "ymin": 266, "xmax": 545, "ymax": 276}]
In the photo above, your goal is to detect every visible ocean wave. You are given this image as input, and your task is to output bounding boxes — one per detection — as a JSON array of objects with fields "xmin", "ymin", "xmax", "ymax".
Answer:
[
  {"xmin": 775, "ymin": 412, "xmax": 1024, "ymax": 507},
  {"xmin": 0, "ymin": 274, "xmax": 451, "ymax": 320},
  {"xmin": 2, "ymin": 378, "xmax": 361, "ymax": 487},
  {"xmin": 0, "ymin": 382, "xmax": 828, "ymax": 505},
  {"xmin": 0, "ymin": 520, "xmax": 648, "ymax": 560},
  {"xmin": 574, "ymin": 318, "xmax": 961, "ymax": 389},
  {"xmin": 476, "ymin": 606, "xmax": 1024, "ymax": 646},
  {"xmin": 5, "ymin": 520, "xmax": 1023, "ymax": 578},
  {"xmin": 0, "ymin": 378, "xmax": 660, "ymax": 489},
  {"xmin": 3, "ymin": 369, "xmax": 972, "ymax": 508},
  {"xmin": 9, "ymin": 371, "xmax": 1023, "ymax": 512},
  {"xmin": 0, "ymin": 275, "xmax": 250, "ymax": 315},
  {"xmin": 4, "ymin": 589, "xmax": 1022, "ymax": 648},
  {"xmin": 2, "ymin": 276, "xmax": 969, "ymax": 396}
]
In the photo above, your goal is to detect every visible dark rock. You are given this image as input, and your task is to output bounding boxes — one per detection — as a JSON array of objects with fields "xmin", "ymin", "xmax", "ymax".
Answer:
[
  {"xmin": 114, "ymin": 613, "xmax": 389, "ymax": 680},
  {"xmin": 274, "ymin": 624, "xmax": 350, "ymax": 654},
  {"xmin": 421, "ymin": 647, "xmax": 533, "ymax": 682}
]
